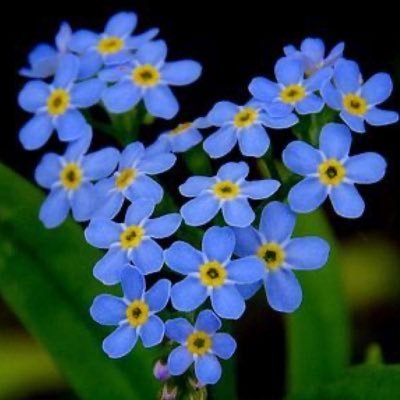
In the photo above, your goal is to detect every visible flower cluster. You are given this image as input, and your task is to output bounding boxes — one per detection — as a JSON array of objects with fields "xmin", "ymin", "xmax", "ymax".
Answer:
[{"xmin": 18, "ymin": 12, "xmax": 397, "ymax": 394}]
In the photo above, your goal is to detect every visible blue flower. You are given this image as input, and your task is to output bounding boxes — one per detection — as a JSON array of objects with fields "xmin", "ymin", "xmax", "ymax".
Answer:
[
  {"xmin": 165, "ymin": 310, "xmax": 236, "ymax": 385},
  {"xmin": 85, "ymin": 198, "xmax": 181, "ymax": 284},
  {"xmin": 233, "ymin": 201, "xmax": 330, "ymax": 312},
  {"xmin": 101, "ymin": 40, "xmax": 202, "ymax": 119},
  {"xmin": 165, "ymin": 226, "xmax": 265, "ymax": 319},
  {"xmin": 284, "ymin": 37, "xmax": 344, "ymax": 76},
  {"xmin": 68, "ymin": 12, "xmax": 159, "ymax": 79},
  {"xmin": 283, "ymin": 123, "xmax": 387, "ymax": 218},
  {"xmin": 179, "ymin": 162, "xmax": 280, "ymax": 227},
  {"xmin": 20, "ymin": 23, "xmax": 72, "ymax": 79},
  {"xmin": 90, "ymin": 267, "xmax": 170, "ymax": 358},
  {"xmin": 203, "ymin": 100, "xmax": 298, "ymax": 158},
  {"xmin": 93, "ymin": 141, "xmax": 176, "ymax": 219},
  {"xmin": 322, "ymin": 59, "xmax": 399, "ymax": 133},
  {"xmin": 249, "ymin": 57, "xmax": 332, "ymax": 117},
  {"xmin": 35, "ymin": 127, "xmax": 119, "ymax": 228},
  {"xmin": 18, "ymin": 54, "xmax": 104, "ymax": 150}
]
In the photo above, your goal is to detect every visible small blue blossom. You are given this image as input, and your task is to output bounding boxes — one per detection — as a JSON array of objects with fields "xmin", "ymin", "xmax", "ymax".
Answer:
[
  {"xmin": 20, "ymin": 22, "xmax": 72, "ymax": 79},
  {"xmin": 18, "ymin": 54, "xmax": 104, "ymax": 150},
  {"xmin": 90, "ymin": 267, "xmax": 170, "ymax": 358},
  {"xmin": 283, "ymin": 123, "xmax": 387, "ymax": 218},
  {"xmin": 94, "ymin": 141, "xmax": 176, "ymax": 219},
  {"xmin": 249, "ymin": 57, "xmax": 332, "ymax": 117},
  {"xmin": 284, "ymin": 37, "xmax": 344, "ymax": 76},
  {"xmin": 165, "ymin": 310, "xmax": 236, "ymax": 385},
  {"xmin": 233, "ymin": 201, "xmax": 330, "ymax": 312},
  {"xmin": 165, "ymin": 226, "xmax": 265, "ymax": 319},
  {"xmin": 100, "ymin": 40, "xmax": 202, "ymax": 119},
  {"xmin": 322, "ymin": 59, "xmax": 399, "ymax": 133},
  {"xmin": 35, "ymin": 127, "xmax": 119, "ymax": 228},
  {"xmin": 203, "ymin": 100, "xmax": 298, "ymax": 158},
  {"xmin": 68, "ymin": 12, "xmax": 159, "ymax": 79},
  {"xmin": 85, "ymin": 198, "xmax": 181, "ymax": 284},
  {"xmin": 179, "ymin": 162, "xmax": 280, "ymax": 227}
]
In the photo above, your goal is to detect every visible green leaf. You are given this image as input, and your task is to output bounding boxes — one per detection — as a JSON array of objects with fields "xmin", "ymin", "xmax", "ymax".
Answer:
[
  {"xmin": 0, "ymin": 163, "xmax": 159, "ymax": 400},
  {"xmin": 286, "ymin": 210, "xmax": 350, "ymax": 395},
  {"xmin": 287, "ymin": 365, "xmax": 400, "ymax": 400}
]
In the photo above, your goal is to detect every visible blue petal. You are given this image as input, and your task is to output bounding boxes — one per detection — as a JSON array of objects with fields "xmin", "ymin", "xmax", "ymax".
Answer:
[
  {"xmin": 168, "ymin": 346, "xmax": 193, "ymax": 375},
  {"xmin": 319, "ymin": 123, "xmax": 352, "ymax": 159},
  {"xmin": 222, "ymin": 199, "xmax": 254, "ymax": 228},
  {"xmin": 264, "ymin": 102, "xmax": 294, "ymax": 118},
  {"xmin": 171, "ymin": 277, "xmax": 208, "ymax": 311},
  {"xmin": 329, "ymin": 184, "xmax": 365, "ymax": 218},
  {"xmin": 144, "ymin": 214, "xmax": 181, "ymax": 238},
  {"xmin": 68, "ymin": 30, "xmax": 98, "ymax": 53},
  {"xmin": 304, "ymin": 67, "xmax": 332, "ymax": 91},
  {"xmin": 64, "ymin": 126, "xmax": 93, "ymax": 160},
  {"xmin": 275, "ymin": 57, "xmax": 304, "ymax": 85},
  {"xmin": 240, "ymin": 179, "xmax": 280, "ymax": 200},
  {"xmin": 165, "ymin": 318, "xmax": 193, "ymax": 343},
  {"xmin": 233, "ymin": 227, "xmax": 262, "ymax": 257},
  {"xmin": 71, "ymin": 79, "xmax": 104, "ymax": 108},
  {"xmin": 35, "ymin": 153, "xmax": 61, "ymax": 189},
  {"xmin": 265, "ymin": 269, "xmax": 302, "ymax": 313},
  {"xmin": 102, "ymin": 82, "xmax": 141, "ymax": 113},
  {"xmin": 90, "ymin": 294, "xmax": 126, "ymax": 326},
  {"xmin": 105, "ymin": 12, "xmax": 137, "ymax": 37},
  {"xmin": 249, "ymin": 77, "xmax": 280, "ymax": 102},
  {"xmin": 283, "ymin": 44, "xmax": 297, "ymax": 57},
  {"xmin": 82, "ymin": 148, "xmax": 119, "ymax": 179},
  {"xmin": 93, "ymin": 181, "xmax": 124, "ymax": 219},
  {"xmin": 131, "ymin": 239, "xmax": 164, "ymax": 274},
  {"xmin": 321, "ymin": 81, "xmax": 341, "ymax": 110},
  {"xmin": 325, "ymin": 42, "xmax": 345, "ymax": 66},
  {"xmin": 93, "ymin": 248, "xmax": 128, "ymax": 285},
  {"xmin": 195, "ymin": 310, "xmax": 221, "ymax": 334},
  {"xmin": 202, "ymin": 226, "xmax": 235, "ymax": 263},
  {"xmin": 126, "ymin": 175, "xmax": 163, "ymax": 204},
  {"xmin": 120, "ymin": 267, "xmax": 145, "ymax": 301},
  {"xmin": 85, "ymin": 219, "xmax": 121, "ymax": 248},
  {"xmin": 78, "ymin": 51, "xmax": 103, "ymax": 80},
  {"xmin": 333, "ymin": 59, "xmax": 360, "ymax": 93},
  {"xmin": 179, "ymin": 177, "xmax": 215, "ymax": 197},
  {"xmin": 138, "ymin": 152, "xmax": 176, "ymax": 174},
  {"xmin": 295, "ymin": 94, "xmax": 324, "ymax": 114},
  {"xmin": 300, "ymin": 38, "xmax": 325, "ymax": 63},
  {"xmin": 70, "ymin": 183, "xmax": 96, "ymax": 221},
  {"xmin": 164, "ymin": 241, "xmax": 203, "ymax": 274},
  {"xmin": 53, "ymin": 54, "xmax": 79, "ymax": 87},
  {"xmin": 203, "ymin": 126, "xmax": 237, "ymax": 158},
  {"xmin": 103, "ymin": 325, "xmax": 137, "ymax": 358},
  {"xmin": 136, "ymin": 40, "xmax": 167, "ymax": 65},
  {"xmin": 55, "ymin": 22, "xmax": 72, "ymax": 52},
  {"xmin": 286, "ymin": 237, "xmax": 330, "ymax": 270},
  {"xmin": 260, "ymin": 201, "xmax": 296, "ymax": 243},
  {"xmin": 39, "ymin": 188, "xmax": 69, "ymax": 228},
  {"xmin": 162, "ymin": 60, "xmax": 202, "ymax": 85},
  {"xmin": 282, "ymin": 140, "xmax": 322, "ymax": 176},
  {"xmin": 180, "ymin": 195, "xmax": 220, "ymax": 226},
  {"xmin": 226, "ymin": 256, "xmax": 264, "ymax": 283},
  {"xmin": 195, "ymin": 354, "xmax": 221, "ymax": 385},
  {"xmin": 217, "ymin": 161, "xmax": 249, "ymax": 181},
  {"xmin": 260, "ymin": 112, "xmax": 298, "ymax": 129},
  {"xmin": 288, "ymin": 178, "xmax": 328, "ymax": 213},
  {"xmin": 125, "ymin": 28, "xmax": 159, "ymax": 49},
  {"xmin": 19, "ymin": 114, "xmax": 53, "ymax": 150},
  {"xmin": 238, "ymin": 125, "xmax": 270, "ymax": 157},
  {"xmin": 207, "ymin": 101, "xmax": 238, "ymax": 125},
  {"xmin": 339, "ymin": 111, "xmax": 365, "ymax": 133},
  {"xmin": 144, "ymin": 85, "xmax": 179, "ymax": 120},
  {"xmin": 366, "ymin": 108, "xmax": 399, "ymax": 126},
  {"xmin": 361, "ymin": 73, "xmax": 393, "ymax": 105},
  {"xmin": 18, "ymin": 81, "xmax": 49, "ymax": 112},
  {"xmin": 169, "ymin": 128, "xmax": 203, "ymax": 153},
  {"xmin": 120, "ymin": 142, "xmax": 145, "ymax": 168},
  {"xmin": 145, "ymin": 279, "xmax": 171, "ymax": 312},
  {"xmin": 98, "ymin": 64, "xmax": 127, "ymax": 82},
  {"xmin": 212, "ymin": 333, "xmax": 237, "ymax": 360},
  {"xmin": 140, "ymin": 315, "xmax": 164, "ymax": 348},
  {"xmin": 345, "ymin": 153, "xmax": 387, "ymax": 184},
  {"xmin": 237, "ymin": 281, "xmax": 262, "ymax": 300},
  {"xmin": 55, "ymin": 109, "xmax": 88, "ymax": 142},
  {"xmin": 211, "ymin": 285, "xmax": 245, "ymax": 319}
]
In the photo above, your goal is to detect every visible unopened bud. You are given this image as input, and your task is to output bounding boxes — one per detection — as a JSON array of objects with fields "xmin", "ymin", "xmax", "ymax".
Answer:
[
  {"xmin": 161, "ymin": 384, "xmax": 178, "ymax": 400},
  {"xmin": 153, "ymin": 360, "xmax": 171, "ymax": 381}
]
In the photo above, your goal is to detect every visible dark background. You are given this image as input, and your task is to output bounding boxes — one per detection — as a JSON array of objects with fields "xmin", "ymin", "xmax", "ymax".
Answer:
[{"xmin": 1, "ymin": 2, "xmax": 400, "ymax": 399}]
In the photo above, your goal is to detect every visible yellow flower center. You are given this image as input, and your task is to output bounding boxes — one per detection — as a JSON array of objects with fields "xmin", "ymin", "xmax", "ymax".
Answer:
[
  {"xmin": 132, "ymin": 64, "xmax": 160, "ymax": 87},
  {"xmin": 199, "ymin": 261, "xmax": 227, "ymax": 287},
  {"xmin": 187, "ymin": 331, "xmax": 212, "ymax": 356},
  {"xmin": 47, "ymin": 89, "xmax": 70, "ymax": 116},
  {"xmin": 170, "ymin": 122, "xmax": 192, "ymax": 136},
  {"xmin": 318, "ymin": 159, "xmax": 346, "ymax": 186},
  {"xmin": 126, "ymin": 300, "xmax": 149, "ymax": 327},
  {"xmin": 213, "ymin": 181, "xmax": 240, "ymax": 200},
  {"xmin": 97, "ymin": 36, "xmax": 125, "ymax": 55},
  {"xmin": 120, "ymin": 225, "xmax": 144, "ymax": 249},
  {"xmin": 115, "ymin": 168, "xmax": 137, "ymax": 191},
  {"xmin": 233, "ymin": 107, "xmax": 258, "ymax": 128},
  {"xmin": 342, "ymin": 93, "xmax": 368, "ymax": 116},
  {"xmin": 280, "ymin": 84, "xmax": 306, "ymax": 104},
  {"xmin": 257, "ymin": 243, "xmax": 285, "ymax": 270},
  {"xmin": 59, "ymin": 163, "xmax": 83, "ymax": 190}
]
